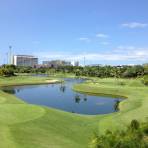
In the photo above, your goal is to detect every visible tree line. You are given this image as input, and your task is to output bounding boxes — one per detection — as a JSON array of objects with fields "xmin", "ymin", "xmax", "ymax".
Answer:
[{"xmin": 0, "ymin": 64, "xmax": 148, "ymax": 79}]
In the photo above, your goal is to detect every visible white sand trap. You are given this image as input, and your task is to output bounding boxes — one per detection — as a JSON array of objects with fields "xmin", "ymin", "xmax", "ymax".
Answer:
[{"xmin": 45, "ymin": 80, "xmax": 59, "ymax": 83}]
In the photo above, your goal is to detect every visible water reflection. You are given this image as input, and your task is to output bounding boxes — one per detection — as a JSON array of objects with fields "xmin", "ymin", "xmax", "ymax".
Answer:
[
  {"xmin": 74, "ymin": 94, "xmax": 81, "ymax": 103},
  {"xmin": 1, "ymin": 78, "xmax": 123, "ymax": 115},
  {"xmin": 83, "ymin": 95, "xmax": 87, "ymax": 102},
  {"xmin": 51, "ymin": 84, "xmax": 54, "ymax": 87},
  {"xmin": 59, "ymin": 84, "xmax": 66, "ymax": 93},
  {"xmin": 16, "ymin": 89, "xmax": 20, "ymax": 93},
  {"xmin": 2, "ymin": 88, "xmax": 16, "ymax": 94},
  {"xmin": 114, "ymin": 99, "xmax": 120, "ymax": 111}
]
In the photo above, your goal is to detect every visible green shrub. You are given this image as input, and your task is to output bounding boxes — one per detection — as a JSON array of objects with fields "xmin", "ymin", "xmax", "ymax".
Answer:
[
  {"xmin": 90, "ymin": 120, "xmax": 148, "ymax": 148},
  {"xmin": 130, "ymin": 119, "xmax": 140, "ymax": 131},
  {"xmin": 143, "ymin": 75, "xmax": 148, "ymax": 85},
  {"xmin": 0, "ymin": 67, "xmax": 15, "ymax": 77}
]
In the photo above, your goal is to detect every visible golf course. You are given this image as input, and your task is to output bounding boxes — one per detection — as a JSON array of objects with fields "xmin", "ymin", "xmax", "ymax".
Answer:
[{"xmin": 0, "ymin": 76, "xmax": 147, "ymax": 148}]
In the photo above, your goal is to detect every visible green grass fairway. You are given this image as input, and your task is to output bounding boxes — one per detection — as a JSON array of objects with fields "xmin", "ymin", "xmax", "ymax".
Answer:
[
  {"xmin": 74, "ymin": 78, "xmax": 148, "ymax": 132},
  {"xmin": 0, "ymin": 76, "xmax": 148, "ymax": 148},
  {"xmin": 0, "ymin": 76, "xmax": 60, "ymax": 86}
]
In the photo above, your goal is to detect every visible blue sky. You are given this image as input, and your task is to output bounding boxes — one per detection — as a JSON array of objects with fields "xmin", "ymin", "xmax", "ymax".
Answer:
[{"xmin": 0, "ymin": 0, "xmax": 148, "ymax": 65}]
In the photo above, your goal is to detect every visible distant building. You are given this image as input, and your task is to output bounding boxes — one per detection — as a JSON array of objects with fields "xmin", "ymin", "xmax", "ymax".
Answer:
[
  {"xmin": 87, "ymin": 64, "xmax": 103, "ymax": 67},
  {"xmin": 42, "ymin": 60, "xmax": 71, "ymax": 68},
  {"xmin": 13, "ymin": 55, "xmax": 38, "ymax": 67},
  {"xmin": 71, "ymin": 61, "xmax": 79, "ymax": 66}
]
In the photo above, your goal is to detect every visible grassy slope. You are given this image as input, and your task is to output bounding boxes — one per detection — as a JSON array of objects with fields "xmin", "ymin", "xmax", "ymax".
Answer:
[
  {"xmin": 0, "ymin": 76, "xmax": 147, "ymax": 148},
  {"xmin": 74, "ymin": 78, "xmax": 148, "ymax": 132},
  {"xmin": 0, "ymin": 76, "xmax": 99, "ymax": 148},
  {"xmin": 0, "ymin": 76, "xmax": 61, "ymax": 86}
]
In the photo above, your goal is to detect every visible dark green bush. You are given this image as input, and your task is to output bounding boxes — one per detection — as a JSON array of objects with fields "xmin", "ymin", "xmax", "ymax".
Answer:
[
  {"xmin": 90, "ymin": 120, "xmax": 148, "ymax": 148},
  {"xmin": 0, "ymin": 67, "xmax": 15, "ymax": 77}
]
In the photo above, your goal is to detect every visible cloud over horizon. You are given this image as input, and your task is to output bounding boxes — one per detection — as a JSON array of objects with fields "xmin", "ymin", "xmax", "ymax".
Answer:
[
  {"xmin": 122, "ymin": 22, "xmax": 148, "ymax": 28},
  {"xmin": 34, "ymin": 46, "xmax": 148, "ymax": 65}
]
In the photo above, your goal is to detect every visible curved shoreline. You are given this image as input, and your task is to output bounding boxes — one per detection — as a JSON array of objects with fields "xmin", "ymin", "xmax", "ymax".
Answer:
[
  {"xmin": 0, "ymin": 76, "xmax": 61, "ymax": 87},
  {"xmin": 73, "ymin": 88, "xmax": 127, "ymax": 99},
  {"xmin": 0, "ymin": 78, "xmax": 122, "ymax": 115},
  {"xmin": 0, "ymin": 80, "xmax": 60, "ymax": 87},
  {"xmin": 73, "ymin": 79, "xmax": 148, "ymax": 120}
]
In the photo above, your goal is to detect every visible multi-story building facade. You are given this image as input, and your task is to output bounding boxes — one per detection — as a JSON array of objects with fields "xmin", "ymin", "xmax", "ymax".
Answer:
[
  {"xmin": 71, "ymin": 61, "xmax": 79, "ymax": 66},
  {"xmin": 13, "ymin": 55, "xmax": 38, "ymax": 67},
  {"xmin": 42, "ymin": 60, "xmax": 71, "ymax": 68}
]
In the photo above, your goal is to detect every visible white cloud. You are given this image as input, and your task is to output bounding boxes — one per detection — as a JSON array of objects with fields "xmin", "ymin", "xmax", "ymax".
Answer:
[
  {"xmin": 78, "ymin": 37, "xmax": 90, "ymax": 42},
  {"xmin": 117, "ymin": 46, "xmax": 135, "ymax": 50},
  {"xmin": 96, "ymin": 33, "xmax": 109, "ymax": 38},
  {"xmin": 122, "ymin": 22, "xmax": 148, "ymax": 28},
  {"xmin": 34, "ymin": 46, "xmax": 148, "ymax": 63},
  {"xmin": 100, "ymin": 42, "xmax": 110, "ymax": 45},
  {"xmin": 113, "ymin": 46, "xmax": 148, "ymax": 61}
]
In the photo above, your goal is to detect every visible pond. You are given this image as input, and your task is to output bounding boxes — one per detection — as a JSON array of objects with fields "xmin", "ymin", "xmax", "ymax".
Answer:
[{"xmin": 2, "ymin": 78, "xmax": 122, "ymax": 115}]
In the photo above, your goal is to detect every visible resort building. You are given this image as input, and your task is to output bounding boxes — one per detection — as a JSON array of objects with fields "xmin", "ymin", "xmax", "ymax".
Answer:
[
  {"xmin": 71, "ymin": 61, "xmax": 79, "ymax": 66},
  {"xmin": 42, "ymin": 60, "xmax": 71, "ymax": 68},
  {"xmin": 13, "ymin": 55, "xmax": 38, "ymax": 67}
]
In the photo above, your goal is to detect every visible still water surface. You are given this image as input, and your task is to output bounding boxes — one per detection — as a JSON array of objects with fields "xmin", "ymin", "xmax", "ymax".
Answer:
[{"xmin": 2, "ymin": 78, "xmax": 122, "ymax": 115}]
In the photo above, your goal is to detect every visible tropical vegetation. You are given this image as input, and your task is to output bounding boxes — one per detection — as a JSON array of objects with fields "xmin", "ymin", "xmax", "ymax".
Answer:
[
  {"xmin": 0, "ymin": 64, "xmax": 148, "ymax": 147},
  {"xmin": 0, "ymin": 63, "xmax": 148, "ymax": 78},
  {"xmin": 90, "ymin": 120, "xmax": 148, "ymax": 148}
]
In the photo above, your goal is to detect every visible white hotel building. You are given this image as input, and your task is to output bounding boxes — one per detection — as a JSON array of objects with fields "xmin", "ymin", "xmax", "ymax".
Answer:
[{"xmin": 13, "ymin": 55, "xmax": 38, "ymax": 67}]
